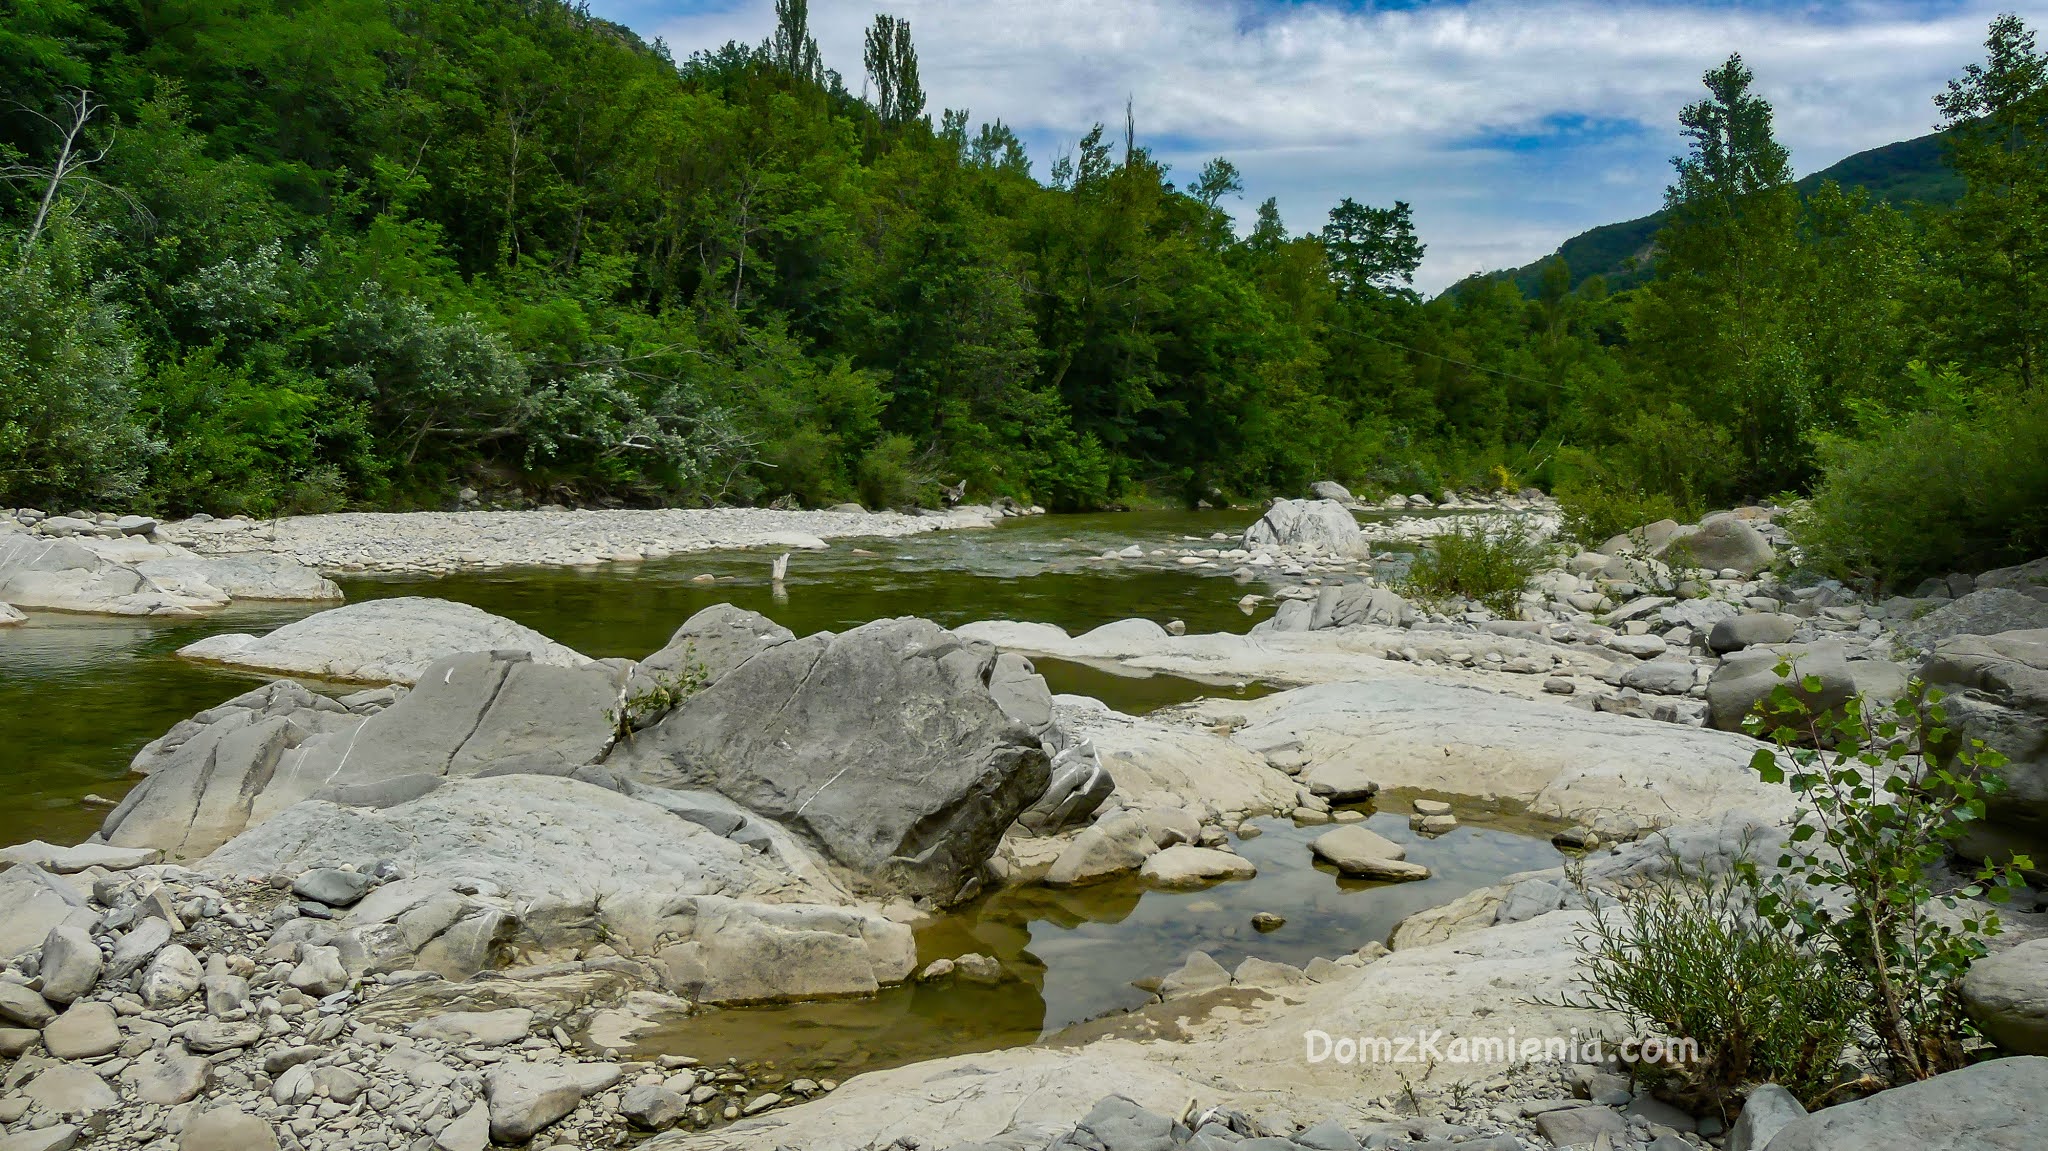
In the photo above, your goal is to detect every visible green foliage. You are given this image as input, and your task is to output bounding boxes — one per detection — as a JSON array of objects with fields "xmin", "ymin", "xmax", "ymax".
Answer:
[
  {"xmin": 1556, "ymin": 852, "xmax": 1861, "ymax": 1110},
  {"xmin": 1555, "ymin": 473, "xmax": 1685, "ymax": 549},
  {"xmin": 1791, "ymin": 378, "xmax": 2048, "ymax": 590},
  {"xmin": 856, "ymin": 433, "xmax": 928, "ymax": 509},
  {"xmin": 1400, "ymin": 518, "xmax": 1541, "ymax": 616},
  {"xmin": 1744, "ymin": 670, "xmax": 2035, "ymax": 1083}
]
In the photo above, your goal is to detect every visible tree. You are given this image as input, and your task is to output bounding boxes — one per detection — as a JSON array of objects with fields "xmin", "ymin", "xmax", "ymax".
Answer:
[
  {"xmin": 863, "ymin": 14, "xmax": 925, "ymax": 130},
  {"xmin": 1633, "ymin": 54, "xmax": 1811, "ymax": 495},
  {"xmin": 1925, "ymin": 14, "xmax": 2048, "ymax": 389},
  {"xmin": 1319, "ymin": 197, "xmax": 1424, "ymax": 300},
  {"xmin": 763, "ymin": 0, "xmax": 824, "ymax": 85},
  {"xmin": 1188, "ymin": 157, "xmax": 1242, "ymax": 210}
]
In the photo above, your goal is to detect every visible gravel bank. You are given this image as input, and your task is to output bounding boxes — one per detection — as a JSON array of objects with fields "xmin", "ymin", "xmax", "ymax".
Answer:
[{"xmin": 159, "ymin": 506, "xmax": 1001, "ymax": 575}]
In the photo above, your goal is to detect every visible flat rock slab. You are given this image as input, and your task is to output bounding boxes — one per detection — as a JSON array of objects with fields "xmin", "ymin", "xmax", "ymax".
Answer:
[
  {"xmin": 410, "ymin": 1008, "xmax": 534, "ymax": 1048},
  {"xmin": 1310, "ymin": 826, "xmax": 1429, "ymax": 881},
  {"xmin": 177, "ymin": 596, "xmax": 591, "ymax": 685},
  {"xmin": 0, "ymin": 840, "xmax": 161, "ymax": 873},
  {"xmin": 1138, "ymin": 845, "xmax": 1257, "ymax": 889}
]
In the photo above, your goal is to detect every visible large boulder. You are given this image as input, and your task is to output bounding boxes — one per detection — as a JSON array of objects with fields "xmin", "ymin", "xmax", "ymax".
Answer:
[
  {"xmin": 1760, "ymin": 1056, "xmax": 2048, "ymax": 1150},
  {"xmin": 1308, "ymin": 583, "xmax": 1417, "ymax": 630},
  {"xmin": 1964, "ymin": 939, "xmax": 2048, "ymax": 1056},
  {"xmin": 202, "ymin": 774, "xmax": 906, "ymax": 998},
  {"xmin": 1919, "ymin": 629, "xmax": 2048, "ymax": 868},
  {"xmin": 1660, "ymin": 514, "xmax": 1775, "ymax": 576},
  {"xmin": 103, "ymin": 652, "xmax": 626, "ymax": 858},
  {"xmin": 1896, "ymin": 589, "xmax": 2048, "ymax": 653},
  {"xmin": 0, "ymin": 534, "xmax": 336, "ymax": 617},
  {"xmin": 1242, "ymin": 499, "xmax": 1368, "ymax": 557},
  {"xmin": 177, "ymin": 596, "xmax": 590, "ymax": 685},
  {"xmin": 1706, "ymin": 641, "xmax": 1906, "ymax": 733},
  {"xmin": 614, "ymin": 617, "xmax": 1051, "ymax": 905},
  {"xmin": 632, "ymin": 603, "xmax": 793, "ymax": 695},
  {"xmin": 1310, "ymin": 480, "xmax": 1354, "ymax": 504}
]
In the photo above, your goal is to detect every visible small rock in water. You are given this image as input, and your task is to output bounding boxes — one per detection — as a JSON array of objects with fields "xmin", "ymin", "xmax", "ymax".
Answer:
[
  {"xmin": 952, "ymin": 953, "xmax": 1003, "ymax": 983},
  {"xmin": 1412, "ymin": 799, "xmax": 1453, "ymax": 816},
  {"xmin": 1251, "ymin": 912, "xmax": 1286, "ymax": 933}
]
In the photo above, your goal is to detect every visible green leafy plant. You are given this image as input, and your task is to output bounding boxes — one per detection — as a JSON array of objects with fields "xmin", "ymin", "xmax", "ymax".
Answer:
[
  {"xmin": 1743, "ymin": 666, "xmax": 2035, "ymax": 1083},
  {"xmin": 1554, "ymin": 849, "xmax": 1860, "ymax": 1111},
  {"xmin": 610, "ymin": 652, "xmax": 710, "ymax": 737},
  {"xmin": 1401, "ymin": 518, "xmax": 1542, "ymax": 616}
]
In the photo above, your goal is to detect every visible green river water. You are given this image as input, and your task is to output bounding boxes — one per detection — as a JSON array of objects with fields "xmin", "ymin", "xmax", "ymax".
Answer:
[{"xmin": 0, "ymin": 509, "xmax": 1557, "ymax": 1077}]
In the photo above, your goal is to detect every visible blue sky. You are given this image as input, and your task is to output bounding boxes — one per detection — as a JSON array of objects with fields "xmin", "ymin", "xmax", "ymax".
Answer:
[{"xmin": 585, "ymin": 0, "xmax": 2009, "ymax": 291}]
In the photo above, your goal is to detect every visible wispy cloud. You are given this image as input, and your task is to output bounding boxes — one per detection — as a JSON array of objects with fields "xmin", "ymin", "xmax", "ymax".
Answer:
[{"xmin": 592, "ymin": 0, "xmax": 2001, "ymax": 290}]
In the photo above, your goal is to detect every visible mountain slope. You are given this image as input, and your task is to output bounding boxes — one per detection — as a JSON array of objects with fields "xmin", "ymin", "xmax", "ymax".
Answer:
[{"xmin": 1470, "ymin": 130, "xmax": 1961, "ymax": 297}]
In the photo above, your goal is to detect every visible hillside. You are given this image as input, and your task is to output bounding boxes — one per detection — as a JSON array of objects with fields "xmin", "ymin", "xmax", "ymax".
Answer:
[{"xmin": 1470, "ymin": 130, "xmax": 1962, "ymax": 297}]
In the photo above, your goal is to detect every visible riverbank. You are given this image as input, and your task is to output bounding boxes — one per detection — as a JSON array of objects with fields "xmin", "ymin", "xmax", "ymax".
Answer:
[{"xmin": 157, "ymin": 505, "xmax": 1015, "ymax": 576}]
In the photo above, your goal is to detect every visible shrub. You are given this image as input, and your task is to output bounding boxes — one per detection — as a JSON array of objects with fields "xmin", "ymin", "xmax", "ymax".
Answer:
[
  {"xmin": 1792, "ymin": 385, "xmax": 2048, "ymax": 592},
  {"xmin": 1556, "ymin": 476, "xmax": 1687, "ymax": 549},
  {"xmin": 1745, "ymin": 669, "xmax": 2034, "ymax": 1083},
  {"xmin": 1558, "ymin": 851, "xmax": 1860, "ymax": 1110},
  {"xmin": 856, "ymin": 433, "xmax": 928, "ymax": 509},
  {"xmin": 1401, "ymin": 518, "xmax": 1542, "ymax": 616}
]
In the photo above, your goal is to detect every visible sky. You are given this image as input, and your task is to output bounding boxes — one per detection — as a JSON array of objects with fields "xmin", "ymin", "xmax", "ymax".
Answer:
[{"xmin": 584, "ymin": 0, "xmax": 2010, "ymax": 292}]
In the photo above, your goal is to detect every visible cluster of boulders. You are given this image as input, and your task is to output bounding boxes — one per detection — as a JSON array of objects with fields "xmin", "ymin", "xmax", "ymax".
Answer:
[
  {"xmin": 0, "ymin": 513, "xmax": 339, "ymax": 617},
  {"xmin": 0, "ymin": 844, "xmax": 851, "ymax": 1151}
]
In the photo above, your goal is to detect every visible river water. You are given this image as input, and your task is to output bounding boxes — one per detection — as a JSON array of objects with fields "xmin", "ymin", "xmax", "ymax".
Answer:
[{"xmin": 0, "ymin": 509, "xmax": 1559, "ymax": 1077}]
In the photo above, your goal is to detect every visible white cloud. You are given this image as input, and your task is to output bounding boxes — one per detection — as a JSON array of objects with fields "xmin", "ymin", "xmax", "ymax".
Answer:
[{"xmin": 624, "ymin": 0, "xmax": 2003, "ymax": 291}]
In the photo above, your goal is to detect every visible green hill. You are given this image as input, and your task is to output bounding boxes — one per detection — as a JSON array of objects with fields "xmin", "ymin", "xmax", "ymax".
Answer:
[{"xmin": 1470, "ymin": 130, "xmax": 1962, "ymax": 297}]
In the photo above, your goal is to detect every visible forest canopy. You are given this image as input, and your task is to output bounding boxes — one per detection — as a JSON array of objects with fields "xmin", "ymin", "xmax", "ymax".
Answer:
[{"xmin": 2, "ymin": 1, "xmax": 2045, "ymax": 587}]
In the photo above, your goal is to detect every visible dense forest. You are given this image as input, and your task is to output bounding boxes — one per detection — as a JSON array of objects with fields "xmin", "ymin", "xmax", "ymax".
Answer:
[{"xmin": 2, "ymin": 1, "xmax": 2045, "ymax": 588}]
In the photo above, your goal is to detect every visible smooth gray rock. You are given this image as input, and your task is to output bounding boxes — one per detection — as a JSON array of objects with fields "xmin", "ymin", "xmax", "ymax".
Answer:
[
  {"xmin": 1660, "ymin": 515, "xmax": 1774, "ymax": 576},
  {"xmin": 1309, "ymin": 583, "xmax": 1416, "ymax": 630},
  {"xmin": 1709, "ymin": 612, "xmax": 1799, "ymax": 654},
  {"xmin": 485, "ymin": 1063, "xmax": 584, "ymax": 1143},
  {"xmin": 0, "ymin": 841, "xmax": 160, "ymax": 873},
  {"xmin": 1621, "ymin": 657, "xmax": 1702, "ymax": 696},
  {"xmin": 106, "ymin": 916, "xmax": 173, "ymax": 979},
  {"xmin": 1045, "ymin": 810, "xmax": 1159, "ymax": 887},
  {"xmin": 1158, "ymin": 950, "xmax": 1233, "ymax": 1000},
  {"xmin": 130, "ymin": 1050, "xmax": 211, "ymax": 1105},
  {"xmin": 1707, "ymin": 641, "xmax": 1859, "ymax": 733},
  {"xmin": 1310, "ymin": 481, "xmax": 1354, "ymax": 504},
  {"xmin": 1919, "ymin": 629, "xmax": 2048, "ymax": 867},
  {"xmin": 0, "ymin": 867, "xmax": 92, "ymax": 962},
  {"xmin": 1243, "ymin": 499, "xmax": 1368, "ymax": 557},
  {"xmin": 1534, "ymin": 1105, "xmax": 1628, "ymax": 1148},
  {"xmin": 41, "ymin": 1001, "xmax": 121, "ymax": 1059},
  {"xmin": 434, "ymin": 1103, "xmax": 490, "ymax": 1151},
  {"xmin": 619, "ymin": 616, "xmax": 1050, "ymax": 904},
  {"xmin": 621, "ymin": 1084, "xmax": 691, "ymax": 1131},
  {"xmin": 179, "ymin": 1107, "xmax": 279, "ymax": 1151},
  {"xmin": 409, "ymin": 1008, "xmax": 533, "ymax": 1048},
  {"xmin": 1309, "ymin": 826, "xmax": 1428, "ymax": 881},
  {"xmin": 292, "ymin": 867, "xmax": 370, "ymax": 907},
  {"xmin": 177, "ymin": 596, "xmax": 590, "ymax": 684},
  {"xmin": 1963, "ymin": 939, "xmax": 2048, "ymax": 1055},
  {"xmin": 23, "ymin": 1064, "xmax": 117, "ymax": 1114},
  {"xmin": 140, "ymin": 943, "xmax": 203, "ymax": 1008},
  {"xmin": 288, "ymin": 944, "xmax": 347, "ymax": 996},
  {"xmin": 628, "ymin": 603, "xmax": 796, "ymax": 724},
  {"xmin": 1897, "ymin": 589, "xmax": 2048, "ymax": 653},
  {"xmin": 1017, "ymin": 739, "xmax": 1114, "ymax": 835},
  {"xmin": 1728, "ymin": 1083, "xmax": 1807, "ymax": 1151},
  {"xmin": 1761, "ymin": 1056, "xmax": 2048, "ymax": 1150},
  {"xmin": 35, "ymin": 925, "xmax": 101, "ymax": 1005},
  {"xmin": 0, "ymin": 1125, "xmax": 80, "ymax": 1151}
]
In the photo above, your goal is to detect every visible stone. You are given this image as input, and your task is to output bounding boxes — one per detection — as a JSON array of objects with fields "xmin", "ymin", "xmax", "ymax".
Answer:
[
  {"xmin": 1708, "ymin": 612, "xmax": 1799, "ymax": 654},
  {"xmin": 1308, "ymin": 825, "xmax": 1418, "ymax": 879},
  {"xmin": 292, "ymin": 868, "xmax": 370, "ymax": 907},
  {"xmin": 486, "ymin": 1063, "xmax": 585, "ymax": 1143},
  {"xmin": 33, "ymin": 925, "xmax": 100, "ymax": 1005},
  {"xmin": 1307, "ymin": 583, "xmax": 1417, "ymax": 630},
  {"xmin": 1706, "ymin": 641, "xmax": 1864, "ymax": 733},
  {"xmin": 1660, "ymin": 515, "xmax": 1775, "ymax": 577},
  {"xmin": 621, "ymin": 1085, "xmax": 689, "ymax": 1131},
  {"xmin": 0, "ymin": 841, "xmax": 160, "ymax": 873},
  {"xmin": 1534, "ymin": 1105, "xmax": 1628, "ymax": 1148},
  {"xmin": 1621, "ymin": 657, "xmax": 1702, "ymax": 696},
  {"xmin": 1310, "ymin": 481, "xmax": 1354, "ymax": 504},
  {"xmin": 435, "ymin": 1104, "xmax": 491, "ymax": 1151},
  {"xmin": 0, "ymin": 867, "xmax": 90, "ymax": 962},
  {"xmin": 409, "ymin": 1008, "xmax": 534, "ymax": 1048},
  {"xmin": 1897, "ymin": 588, "xmax": 2048, "ymax": 652},
  {"xmin": 41, "ymin": 1001, "xmax": 120, "ymax": 1059},
  {"xmin": 1963, "ymin": 939, "xmax": 2048, "ymax": 1055},
  {"xmin": 1606, "ymin": 633, "xmax": 1668, "ymax": 659},
  {"xmin": 0, "ymin": 1127, "xmax": 79, "ymax": 1151},
  {"xmin": 106, "ymin": 916, "xmax": 173, "ymax": 979},
  {"xmin": 651, "ymin": 897, "xmax": 915, "ymax": 1004},
  {"xmin": 177, "ymin": 596, "xmax": 590, "ymax": 685},
  {"xmin": 0, "ymin": 1027, "xmax": 38, "ymax": 1056},
  {"xmin": 1918, "ymin": 628, "xmax": 2048, "ymax": 866},
  {"xmin": 130, "ymin": 1050, "xmax": 211, "ymax": 1105},
  {"xmin": 1045, "ymin": 810, "xmax": 1159, "ymax": 887},
  {"xmin": 184, "ymin": 1019, "xmax": 262, "ymax": 1053},
  {"xmin": 1231, "ymin": 956, "xmax": 1309, "ymax": 988},
  {"xmin": 1727, "ymin": 1083, "xmax": 1807, "ymax": 1151},
  {"xmin": 23, "ymin": 1064, "xmax": 117, "ymax": 1114},
  {"xmin": 1017, "ymin": 738, "xmax": 1115, "ymax": 835},
  {"xmin": 1158, "ymin": 951, "xmax": 1233, "ymax": 1000},
  {"xmin": 1137, "ymin": 845, "xmax": 1257, "ymax": 889},
  {"xmin": 141, "ymin": 943, "xmax": 204, "ymax": 1007},
  {"xmin": 1300, "ymin": 762, "xmax": 1378, "ymax": 803},
  {"xmin": 617, "ymin": 616, "xmax": 1051, "ymax": 904},
  {"xmin": 0, "ymin": 602, "xmax": 22, "ymax": 626},
  {"xmin": 179, "ymin": 1107, "xmax": 279, "ymax": 1151},
  {"xmin": 637, "ymin": 602, "xmax": 795, "ymax": 690},
  {"xmin": 1242, "ymin": 499, "xmax": 1368, "ymax": 557},
  {"xmin": 289, "ymin": 945, "xmax": 348, "ymax": 996},
  {"xmin": 1761, "ymin": 1056, "xmax": 2048, "ymax": 1150}
]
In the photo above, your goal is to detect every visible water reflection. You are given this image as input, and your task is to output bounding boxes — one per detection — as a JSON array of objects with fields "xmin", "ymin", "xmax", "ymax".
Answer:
[{"xmin": 634, "ymin": 810, "xmax": 1563, "ymax": 1078}]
